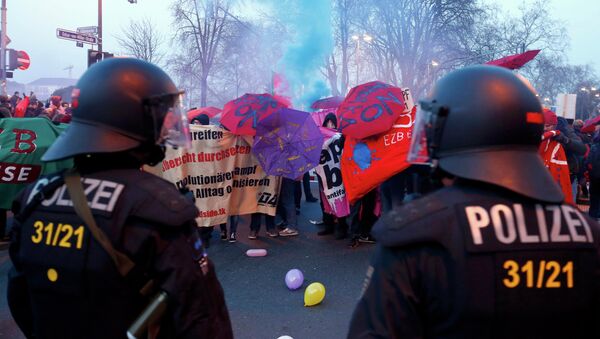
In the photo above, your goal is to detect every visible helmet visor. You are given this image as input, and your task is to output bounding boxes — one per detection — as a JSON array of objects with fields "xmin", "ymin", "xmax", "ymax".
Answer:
[
  {"xmin": 158, "ymin": 93, "xmax": 191, "ymax": 149},
  {"xmin": 407, "ymin": 104, "xmax": 431, "ymax": 164}
]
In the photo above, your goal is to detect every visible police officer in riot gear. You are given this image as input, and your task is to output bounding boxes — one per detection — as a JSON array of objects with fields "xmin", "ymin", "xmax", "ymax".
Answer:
[
  {"xmin": 347, "ymin": 65, "xmax": 600, "ymax": 338},
  {"xmin": 8, "ymin": 58, "xmax": 233, "ymax": 338}
]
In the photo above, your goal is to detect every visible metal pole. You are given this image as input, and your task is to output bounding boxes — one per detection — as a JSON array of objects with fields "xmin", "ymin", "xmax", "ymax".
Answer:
[
  {"xmin": 98, "ymin": 0, "xmax": 102, "ymax": 55},
  {"xmin": 1, "ymin": 0, "xmax": 7, "ymax": 95}
]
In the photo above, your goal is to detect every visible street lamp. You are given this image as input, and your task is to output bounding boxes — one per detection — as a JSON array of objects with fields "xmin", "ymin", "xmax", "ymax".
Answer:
[
  {"xmin": 352, "ymin": 33, "xmax": 372, "ymax": 86},
  {"xmin": 581, "ymin": 87, "xmax": 588, "ymax": 92},
  {"xmin": 431, "ymin": 60, "xmax": 439, "ymax": 67}
]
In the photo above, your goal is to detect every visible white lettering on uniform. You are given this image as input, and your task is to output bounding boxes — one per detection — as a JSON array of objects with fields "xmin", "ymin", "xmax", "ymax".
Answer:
[
  {"xmin": 573, "ymin": 208, "xmax": 594, "ymax": 243},
  {"xmin": 561, "ymin": 205, "xmax": 591, "ymax": 243},
  {"xmin": 55, "ymin": 185, "xmax": 72, "ymax": 207},
  {"xmin": 514, "ymin": 204, "xmax": 539, "ymax": 243},
  {"xmin": 534, "ymin": 205, "xmax": 550, "ymax": 242},
  {"xmin": 83, "ymin": 178, "xmax": 100, "ymax": 199},
  {"xmin": 27, "ymin": 178, "xmax": 49, "ymax": 204},
  {"xmin": 465, "ymin": 206, "xmax": 490, "ymax": 245},
  {"xmin": 30, "ymin": 177, "xmax": 123, "ymax": 213},
  {"xmin": 466, "ymin": 203, "xmax": 595, "ymax": 246},
  {"xmin": 90, "ymin": 181, "xmax": 122, "ymax": 211},
  {"xmin": 106, "ymin": 183, "xmax": 124, "ymax": 212},
  {"xmin": 490, "ymin": 204, "xmax": 517, "ymax": 244},
  {"xmin": 548, "ymin": 206, "xmax": 570, "ymax": 242}
]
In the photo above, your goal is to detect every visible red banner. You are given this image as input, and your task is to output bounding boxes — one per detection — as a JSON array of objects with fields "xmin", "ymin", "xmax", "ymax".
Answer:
[{"xmin": 341, "ymin": 104, "xmax": 416, "ymax": 204}]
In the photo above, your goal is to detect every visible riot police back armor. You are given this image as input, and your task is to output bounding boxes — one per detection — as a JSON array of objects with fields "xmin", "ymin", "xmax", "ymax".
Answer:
[
  {"xmin": 349, "ymin": 182, "xmax": 600, "ymax": 338},
  {"xmin": 349, "ymin": 66, "xmax": 600, "ymax": 338},
  {"xmin": 9, "ymin": 169, "xmax": 232, "ymax": 338}
]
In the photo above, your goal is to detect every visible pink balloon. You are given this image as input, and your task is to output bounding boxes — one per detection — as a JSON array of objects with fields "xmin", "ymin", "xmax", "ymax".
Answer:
[{"xmin": 285, "ymin": 269, "xmax": 304, "ymax": 290}]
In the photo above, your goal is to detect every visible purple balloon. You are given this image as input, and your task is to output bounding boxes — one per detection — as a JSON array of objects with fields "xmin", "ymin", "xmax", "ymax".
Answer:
[{"xmin": 285, "ymin": 269, "xmax": 304, "ymax": 290}]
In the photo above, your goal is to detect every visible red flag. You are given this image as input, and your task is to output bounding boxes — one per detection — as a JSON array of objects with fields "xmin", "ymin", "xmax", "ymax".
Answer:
[
  {"xmin": 14, "ymin": 95, "xmax": 29, "ymax": 118},
  {"xmin": 272, "ymin": 72, "xmax": 292, "ymax": 107}
]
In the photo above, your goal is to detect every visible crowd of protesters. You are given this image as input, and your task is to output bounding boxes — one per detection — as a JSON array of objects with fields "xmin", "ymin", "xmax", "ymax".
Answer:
[
  {"xmin": 0, "ymin": 91, "xmax": 72, "ymax": 123},
  {"xmin": 190, "ymin": 111, "xmax": 424, "ymax": 250},
  {"xmin": 538, "ymin": 107, "xmax": 600, "ymax": 220},
  {"xmin": 0, "ymin": 92, "xmax": 72, "ymax": 242}
]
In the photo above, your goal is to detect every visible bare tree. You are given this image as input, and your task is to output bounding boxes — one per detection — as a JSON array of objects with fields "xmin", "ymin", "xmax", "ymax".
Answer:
[
  {"xmin": 322, "ymin": 0, "xmax": 355, "ymax": 96},
  {"xmin": 115, "ymin": 18, "xmax": 165, "ymax": 64},
  {"xmin": 172, "ymin": 0, "xmax": 234, "ymax": 107},
  {"xmin": 353, "ymin": 0, "xmax": 479, "ymax": 98}
]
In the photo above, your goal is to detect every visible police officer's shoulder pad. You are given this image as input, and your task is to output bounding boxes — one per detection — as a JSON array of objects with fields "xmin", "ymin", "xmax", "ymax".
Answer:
[
  {"xmin": 373, "ymin": 192, "xmax": 450, "ymax": 247},
  {"xmin": 388, "ymin": 194, "xmax": 448, "ymax": 229},
  {"xmin": 131, "ymin": 172, "xmax": 198, "ymax": 226}
]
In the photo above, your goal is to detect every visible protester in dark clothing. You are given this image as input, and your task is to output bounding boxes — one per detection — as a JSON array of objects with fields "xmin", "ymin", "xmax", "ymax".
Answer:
[
  {"xmin": 347, "ymin": 188, "xmax": 379, "ymax": 248},
  {"xmin": 0, "ymin": 95, "xmax": 11, "ymax": 118},
  {"xmin": 25, "ymin": 100, "xmax": 38, "ymax": 117},
  {"xmin": 574, "ymin": 119, "xmax": 592, "ymax": 200},
  {"xmin": 556, "ymin": 117, "xmax": 587, "ymax": 176},
  {"xmin": 316, "ymin": 113, "xmax": 350, "ymax": 239},
  {"xmin": 550, "ymin": 117, "xmax": 587, "ymax": 200},
  {"xmin": 9, "ymin": 91, "xmax": 20, "ymax": 111},
  {"xmin": 191, "ymin": 113, "xmax": 210, "ymax": 125},
  {"xmin": 586, "ymin": 131, "xmax": 600, "ymax": 219},
  {"xmin": 302, "ymin": 172, "xmax": 318, "ymax": 202},
  {"xmin": 248, "ymin": 213, "xmax": 278, "ymax": 239}
]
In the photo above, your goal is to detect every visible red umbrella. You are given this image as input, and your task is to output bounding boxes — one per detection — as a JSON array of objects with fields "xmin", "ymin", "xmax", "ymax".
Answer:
[
  {"xmin": 337, "ymin": 81, "xmax": 405, "ymax": 140},
  {"xmin": 485, "ymin": 49, "xmax": 541, "ymax": 70},
  {"xmin": 187, "ymin": 106, "xmax": 221, "ymax": 120},
  {"xmin": 581, "ymin": 115, "xmax": 600, "ymax": 134},
  {"xmin": 221, "ymin": 93, "xmax": 288, "ymax": 136},
  {"xmin": 311, "ymin": 96, "xmax": 344, "ymax": 110}
]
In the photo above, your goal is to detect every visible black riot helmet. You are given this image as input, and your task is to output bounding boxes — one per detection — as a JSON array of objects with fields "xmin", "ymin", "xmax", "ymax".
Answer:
[
  {"xmin": 408, "ymin": 65, "xmax": 563, "ymax": 203},
  {"xmin": 42, "ymin": 58, "xmax": 190, "ymax": 163}
]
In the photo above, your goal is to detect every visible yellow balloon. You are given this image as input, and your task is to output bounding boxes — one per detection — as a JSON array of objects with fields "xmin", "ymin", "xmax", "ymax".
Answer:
[{"xmin": 304, "ymin": 282, "xmax": 326, "ymax": 307}]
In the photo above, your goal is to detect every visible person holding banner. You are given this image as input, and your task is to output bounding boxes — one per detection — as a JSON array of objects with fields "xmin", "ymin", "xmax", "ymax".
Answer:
[
  {"xmin": 7, "ymin": 58, "xmax": 233, "ymax": 338},
  {"xmin": 316, "ymin": 113, "xmax": 350, "ymax": 239},
  {"xmin": 348, "ymin": 65, "xmax": 600, "ymax": 338}
]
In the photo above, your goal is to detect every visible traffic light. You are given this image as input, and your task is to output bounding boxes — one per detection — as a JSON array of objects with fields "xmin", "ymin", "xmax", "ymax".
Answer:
[
  {"xmin": 7, "ymin": 49, "xmax": 18, "ymax": 70},
  {"xmin": 87, "ymin": 49, "xmax": 101, "ymax": 68},
  {"xmin": 87, "ymin": 50, "xmax": 115, "ymax": 68}
]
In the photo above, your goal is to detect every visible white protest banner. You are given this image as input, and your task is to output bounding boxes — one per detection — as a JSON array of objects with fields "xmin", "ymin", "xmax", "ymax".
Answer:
[
  {"xmin": 315, "ymin": 133, "xmax": 350, "ymax": 217},
  {"xmin": 555, "ymin": 94, "xmax": 577, "ymax": 119},
  {"xmin": 145, "ymin": 125, "xmax": 281, "ymax": 226}
]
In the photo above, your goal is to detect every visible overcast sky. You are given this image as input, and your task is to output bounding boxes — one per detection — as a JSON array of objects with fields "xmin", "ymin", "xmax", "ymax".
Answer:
[{"xmin": 7, "ymin": 0, "xmax": 600, "ymax": 84}]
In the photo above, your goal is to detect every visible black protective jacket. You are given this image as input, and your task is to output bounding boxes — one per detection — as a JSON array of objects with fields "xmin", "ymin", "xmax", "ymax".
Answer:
[
  {"xmin": 8, "ymin": 169, "xmax": 233, "ymax": 339},
  {"xmin": 348, "ymin": 182, "xmax": 600, "ymax": 338}
]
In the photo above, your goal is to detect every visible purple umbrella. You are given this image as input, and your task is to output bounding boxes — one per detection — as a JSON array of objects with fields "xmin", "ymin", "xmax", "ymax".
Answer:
[{"xmin": 253, "ymin": 108, "xmax": 324, "ymax": 179}]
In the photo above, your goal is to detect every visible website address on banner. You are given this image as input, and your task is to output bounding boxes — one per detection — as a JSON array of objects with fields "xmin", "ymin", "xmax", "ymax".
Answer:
[{"xmin": 198, "ymin": 208, "xmax": 226, "ymax": 218}]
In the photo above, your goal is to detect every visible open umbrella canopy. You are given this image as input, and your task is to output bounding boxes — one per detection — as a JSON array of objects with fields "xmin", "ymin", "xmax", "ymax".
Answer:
[
  {"xmin": 485, "ymin": 50, "xmax": 541, "ymax": 70},
  {"xmin": 311, "ymin": 96, "xmax": 344, "ymax": 110},
  {"xmin": 221, "ymin": 93, "xmax": 288, "ymax": 135},
  {"xmin": 337, "ymin": 81, "xmax": 405, "ymax": 140},
  {"xmin": 187, "ymin": 106, "xmax": 221, "ymax": 120},
  {"xmin": 253, "ymin": 108, "xmax": 324, "ymax": 179}
]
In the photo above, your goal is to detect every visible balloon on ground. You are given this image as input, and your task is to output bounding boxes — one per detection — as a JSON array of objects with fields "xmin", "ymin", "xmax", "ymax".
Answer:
[
  {"xmin": 285, "ymin": 269, "xmax": 304, "ymax": 290},
  {"xmin": 304, "ymin": 282, "xmax": 326, "ymax": 306}
]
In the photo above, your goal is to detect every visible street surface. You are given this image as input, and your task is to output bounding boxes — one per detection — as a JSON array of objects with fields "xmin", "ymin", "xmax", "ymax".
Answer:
[{"xmin": 0, "ymin": 188, "xmax": 376, "ymax": 339}]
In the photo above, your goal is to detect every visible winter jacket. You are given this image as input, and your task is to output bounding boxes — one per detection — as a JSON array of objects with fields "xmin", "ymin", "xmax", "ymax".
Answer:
[
  {"xmin": 539, "ymin": 132, "xmax": 573, "ymax": 204},
  {"xmin": 557, "ymin": 117, "xmax": 586, "ymax": 176}
]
